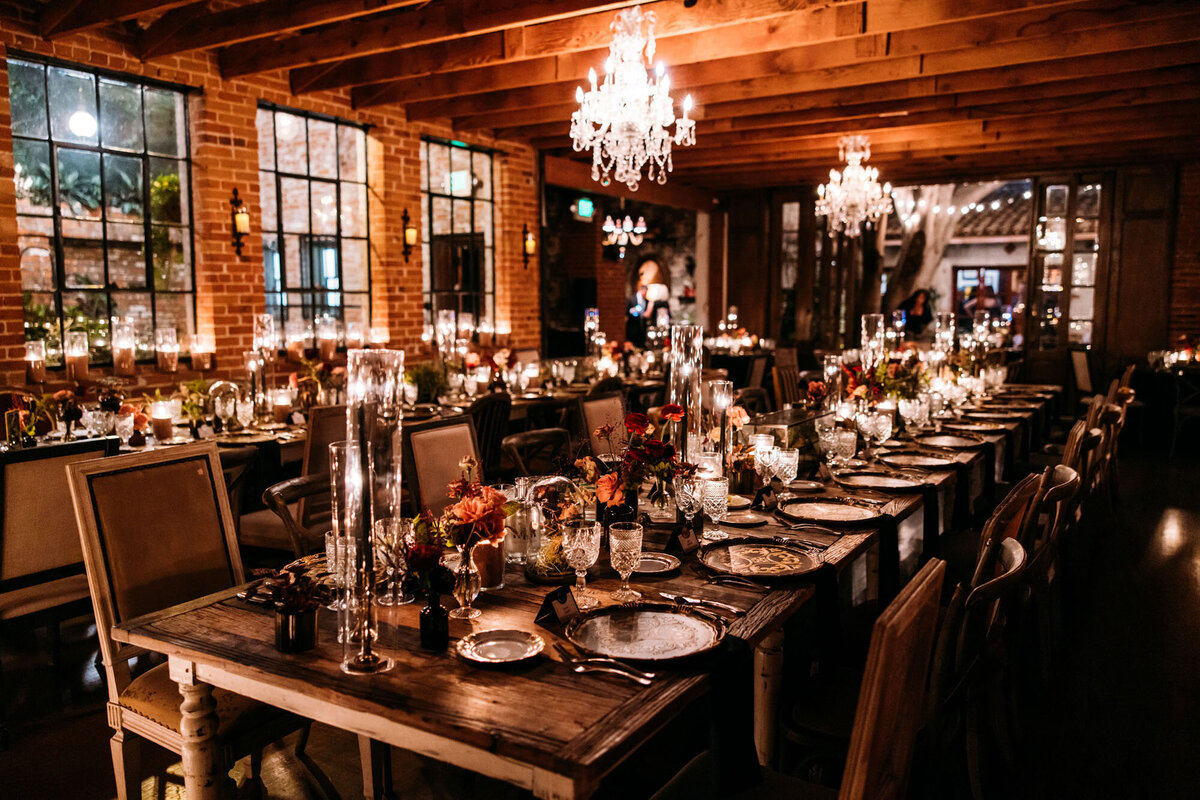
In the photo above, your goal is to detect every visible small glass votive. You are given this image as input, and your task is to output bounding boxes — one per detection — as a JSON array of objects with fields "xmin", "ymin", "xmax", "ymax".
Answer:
[
  {"xmin": 64, "ymin": 331, "xmax": 89, "ymax": 382},
  {"xmin": 150, "ymin": 400, "xmax": 174, "ymax": 442},
  {"xmin": 112, "ymin": 321, "xmax": 136, "ymax": 377},
  {"xmin": 271, "ymin": 388, "xmax": 293, "ymax": 424},
  {"xmin": 25, "ymin": 340, "xmax": 46, "ymax": 383}
]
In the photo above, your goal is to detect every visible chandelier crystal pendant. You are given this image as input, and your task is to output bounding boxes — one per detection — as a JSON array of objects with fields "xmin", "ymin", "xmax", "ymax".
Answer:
[
  {"xmin": 571, "ymin": 6, "xmax": 696, "ymax": 191},
  {"xmin": 815, "ymin": 135, "xmax": 894, "ymax": 238},
  {"xmin": 602, "ymin": 215, "xmax": 647, "ymax": 247}
]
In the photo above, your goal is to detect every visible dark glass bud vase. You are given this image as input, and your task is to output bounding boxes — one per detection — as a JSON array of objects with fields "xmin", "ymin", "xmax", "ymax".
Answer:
[
  {"xmin": 274, "ymin": 606, "xmax": 318, "ymax": 653},
  {"xmin": 419, "ymin": 593, "xmax": 449, "ymax": 650},
  {"xmin": 600, "ymin": 499, "xmax": 638, "ymax": 550}
]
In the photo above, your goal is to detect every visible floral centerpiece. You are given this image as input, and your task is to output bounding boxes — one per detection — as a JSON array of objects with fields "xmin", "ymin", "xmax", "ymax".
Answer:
[
  {"xmin": 843, "ymin": 353, "xmax": 928, "ymax": 404},
  {"xmin": 53, "ymin": 390, "xmax": 83, "ymax": 440},
  {"xmin": 591, "ymin": 411, "xmax": 694, "ymax": 511},
  {"xmin": 263, "ymin": 564, "xmax": 322, "ymax": 652},
  {"xmin": 291, "ymin": 359, "xmax": 346, "ymax": 409}
]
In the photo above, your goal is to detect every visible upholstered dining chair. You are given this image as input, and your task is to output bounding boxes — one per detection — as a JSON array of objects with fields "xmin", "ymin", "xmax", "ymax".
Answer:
[
  {"xmin": 404, "ymin": 416, "xmax": 482, "ymax": 516},
  {"xmin": 652, "ymin": 558, "xmax": 945, "ymax": 800},
  {"xmin": 0, "ymin": 436, "xmax": 115, "ymax": 744},
  {"xmin": 239, "ymin": 404, "xmax": 345, "ymax": 558},
  {"xmin": 579, "ymin": 392, "xmax": 627, "ymax": 457},
  {"xmin": 66, "ymin": 443, "xmax": 306, "ymax": 800}
]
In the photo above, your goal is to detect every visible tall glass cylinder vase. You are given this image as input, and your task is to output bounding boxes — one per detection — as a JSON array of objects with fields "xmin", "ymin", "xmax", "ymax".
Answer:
[
  {"xmin": 705, "ymin": 379, "xmax": 733, "ymax": 475},
  {"xmin": 340, "ymin": 349, "xmax": 405, "ymax": 675},
  {"xmin": 669, "ymin": 323, "xmax": 703, "ymax": 464},
  {"xmin": 860, "ymin": 313, "xmax": 885, "ymax": 373}
]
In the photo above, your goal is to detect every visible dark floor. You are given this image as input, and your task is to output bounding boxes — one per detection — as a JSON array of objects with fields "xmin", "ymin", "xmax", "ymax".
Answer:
[{"xmin": 1, "ymin": 451, "xmax": 1197, "ymax": 799}]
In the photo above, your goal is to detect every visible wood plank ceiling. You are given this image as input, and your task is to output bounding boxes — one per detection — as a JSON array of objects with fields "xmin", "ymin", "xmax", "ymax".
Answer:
[{"xmin": 37, "ymin": 0, "xmax": 1200, "ymax": 190}]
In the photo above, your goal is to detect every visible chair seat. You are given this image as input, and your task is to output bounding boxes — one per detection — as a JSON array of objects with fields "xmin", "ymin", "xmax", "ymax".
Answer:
[
  {"xmin": 237, "ymin": 507, "xmax": 296, "ymax": 551},
  {"xmin": 119, "ymin": 662, "xmax": 279, "ymax": 740},
  {"xmin": 650, "ymin": 750, "xmax": 836, "ymax": 800},
  {"xmin": 0, "ymin": 573, "xmax": 90, "ymax": 620}
]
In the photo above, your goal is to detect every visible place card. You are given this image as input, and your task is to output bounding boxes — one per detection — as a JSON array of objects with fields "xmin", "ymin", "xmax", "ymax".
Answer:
[
  {"xmin": 535, "ymin": 586, "xmax": 581, "ymax": 629},
  {"xmin": 667, "ymin": 522, "xmax": 700, "ymax": 554}
]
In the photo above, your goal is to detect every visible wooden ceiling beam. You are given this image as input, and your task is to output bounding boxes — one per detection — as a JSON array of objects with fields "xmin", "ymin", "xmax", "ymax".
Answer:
[
  {"xmin": 139, "ymin": 0, "xmax": 429, "ymax": 60},
  {"xmin": 137, "ymin": 2, "xmax": 211, "ymax": 60},
  {"xmin": 543, "ymin": 156, "xmax": 720, "ymax": 211},
  {"xmin": 347, "ymin": 0, "xmax": 1087, "ymax": 104},
  {"xmin": 40, "ymin": 0, "xmax": 193, "ymax": 37}
]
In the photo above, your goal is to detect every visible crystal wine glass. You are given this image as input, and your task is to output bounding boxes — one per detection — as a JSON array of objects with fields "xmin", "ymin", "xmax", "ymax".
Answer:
[
  {"xmin": 834, "ymin": 429, "xmax": 858, "ymax": 467},
  {"xmin": 701, "ymin": 477, "xmax": 730, "ymax": 542},
  {"xmin": 235, "ymin": 397, "xmax": 254, "ymax": 430},
  {"xmin": 772, "ymin": 448, "xmax": 799, "ymax": 500},
  {"xmin": 608, "ymin": 522, "xmax": 643, "ymax": 602},
  {"xmin": 869, "ymin": 410, "xmax": 893, "ymax": 457},
  {"xmin": 213, "ymin": 393, "xmax": 235, "ymax": 431},
  {"xmin": 754, "ymin": 445, "xmax": 778, "ymax": 487},
  {"xmin": 115, "ymin": 413, "xmax": 135, "ymax": 447},
  {"xmin": 673, "ymin": 474, "xmax": 701, "ymax": 526},
  {"xmin": 562, "ymin": 519, "xmax": 602, "ymax": 610}
]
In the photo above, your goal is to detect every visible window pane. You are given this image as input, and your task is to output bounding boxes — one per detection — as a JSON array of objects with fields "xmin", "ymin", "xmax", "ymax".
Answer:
[
  {"xmin": 61, "ymin": 291, "xmax": 109, "ymax": 356},
  {"xmin": 150, "ymin": 158, "xmax": 188, "ymax": 224},
  {"xmin": 57, "ymin": 148, "xmax": 102, "ymax": 219},
  {"xmin": 144, "ymin": 87, "xmax": 183, "ymax": 156},
  {"xmin": 340, "ymin": 182, "xmax": 366, "ymax": 237},
  {"xmin": 25, "ymin": 292, "xmax": 60, "ymax": 363},
  {"xmin": 308, "ymin": 118, "xmax": 336, "ymax": 179},
  {"xmin": 259, "ymin": 171, "xmax": 277, "ymax": 232},
  {"xmin": 1068, "ymin": 320, "xmax": 1093, "ymax": 347},
  {"xmin": 9, "ymin": 61, "xmax": 48, "ymax": 139},
  {"xmin": 152, "ymin": 225, "xmax": 191, "ymax": 291},
  {"xmin": 428, "ymin": 143, "xmax": 449, "ymax": 196},
  {"xmin": 48, "ymin": 66, "xmax": 98, "ymax": 145},
  {"xmin": 472, "ymin": 152, "xmax": 491, "ymax": 200},
  {"xmin": 110, "ymin": 292, "xmax": 154, "ymax": 357},
  {"xmin": 280, "ymin": 177, "xmax": 309, "ymax": 233},
  {"xmin": 1072, "ymin": 253, "xmax": 1096, "ymax": 287},
  {"xmin": 153, "ymin": 292, "xmax": 195, "ymax": 341},
  {"xmin": 1077, "ymin": 183, "xmax": 1101, "ymax": 219},
  {"xmin": 103, "ymin": 154, "xmax": 143, "ymax": 221},
  {"xmin": 1070, "ymin": 286, "xmax": 1094, "ymax": 321},
  {"xmin": 339, "ymin": 125, "xmax": 365, "ymax": 183},
  {"xmin": 19, "ymin": 233, "xmax": 55, "ymax": 291},
  {"xmin": 342, "ymin": 295, "xmax": 368, "ymax": 329},
  {"xmin": 107, "ymin": 222, "xmax": 146, "ymax": 288},
  {"xmin": 310, "ymin": 181, "xmax": 337, "ymax": 235},
  {"xmin": 433, "ymin": 196, "xmax": 451, "ymax": 235},
  {"xmin": 100, "ymin": 79, "xmax": 143, "ymax": 151},
  {"xmin": 342, "ymin": 238, "xmax": 368, "ymax": 291},
  {"xmin": 475, "ymin": 201, "xmax": 492, "ymax": 247},
  {"xmin": 62, "ymin": 220, "xmax": 104, "ymax": 288},
  {"xmin": 274, "ymin": 112, "xmax": 307, "ymax": 175},
  {"xmin": 13, "ymin": 139, "xmax": 53, "ymax": 216},
  {"xmin": 283, "ymin": 234, "xmax": 302, "ymax": 287},
  {"xmin": 453, "ymin": 199, "xmax": 471, "ymax": 235},
  {"xmin": 17, "ymin": 214, "xmax": 53, "ymax": 237},
  {"xmin": 449, "ymin": 145, "xmax": 471, "ymax": 197},
  {"xmin": 256, "ymin": 107, "xmax": 275, "ymax": 170},
  {"xmin": 263, "ymin": 235, "xmax": 281, "ymax": 292}
]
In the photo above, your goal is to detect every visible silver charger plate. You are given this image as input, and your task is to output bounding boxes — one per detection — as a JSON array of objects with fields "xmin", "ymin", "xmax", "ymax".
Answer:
[
  {"xmin": 727, "ymin": 495, "xmax": 752, "ymax": 511},
  {"xmin": 880, "ymin": 453, "xmax": 958, "ymax": 470},
  {"xmin": 455, "ymin": 629, "xmax": 544, "ymax": 664},
  {"xmin": 965, "ymin": 412, "xmax": 1021, "ymax": 421},
  {"xmin": 916, "ymin": 434, "xmax": 985, "ymax": 448},
  {"xmin": 787, "ymin": 480, "xmax": 825, "ymax": 492},
  {"xmin": 565, "ymin": 604, "xmax": 725, "ymax": 662},
  {"xmin": 723, "ymin": 510, "xmax": 771, "ymax": 527},
  {"xmin": 634, "ymin": 552, "xmax": 682, "ymax": 574},
  {"xmin": 698, "ymin": 538, "xmax": 821, "ymax": 579},
  {"xmin": 943, "ymin": 422, "xmax": 1005, "ymax": 433},
  {"xmin": 777, "ymin": 497, "xmax": 881, "ymax": 524},
  {"xmin": 834, "ymin": 472, "xmax": 925, "ymax": 491}
]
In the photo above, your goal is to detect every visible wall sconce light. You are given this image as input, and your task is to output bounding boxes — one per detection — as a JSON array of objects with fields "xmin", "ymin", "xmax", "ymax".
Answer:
[
  {"xmin": 230, "ymin": 188, "xmax": 250, "ymax": 255},
  {"xmin": 402, "ymin": 208, "xmax": 418, "ymax": 262},
  {"xmin": 522, "ymin": 223, "xmax": 536, "ymax": 268}
]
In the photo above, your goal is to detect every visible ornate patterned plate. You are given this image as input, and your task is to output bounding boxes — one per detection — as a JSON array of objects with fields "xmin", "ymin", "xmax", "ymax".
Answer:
[
  {"xmin": 455, "ymin": 629, "xmax": 544, "ymax": 664},
  {"xmin": 723, "ymin": 510, "xmax": 771, "ymax": 527},
  {"xmin": 565, "ymin": 603, "xmax": 726, "ymax": 662},
  {"xmin": 834, "ymin": 472, "xmax": 925, "ymax": 491},
  {"xmin": 880, "ymin": 453, "xmax": 958, "ymax": 470},
  {"xmin": 776, "ymin": 497, "xmax": 881, "ymax": 525},
  {"xmin": 943, "ymin": 422, "xmax": 1006, "ymax": 433},
  {"xmin": 698, "ymin": 537, "xmax": 821, "ymax": 579},
  {"xmin": 634, "ymin": 552, "xmax": 681, "ymax": 575},
  {"xmin": 916, "ymin": 434, "xmax": 985, "ymax": 448},
  {"xmin": 786, "ymin": 480, "xmax": 825, "ymax": 492}
]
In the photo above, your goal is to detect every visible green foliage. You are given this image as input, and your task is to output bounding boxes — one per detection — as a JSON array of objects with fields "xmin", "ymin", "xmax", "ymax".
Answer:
[{"xmin": 406, "ymin": 362, "xmax": 448, "ymax": 404}]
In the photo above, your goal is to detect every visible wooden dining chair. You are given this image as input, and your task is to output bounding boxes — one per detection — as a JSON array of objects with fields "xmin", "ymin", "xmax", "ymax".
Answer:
[
  {"xmin": 651, "ymin": 559, "xmax": 946, "ymax": 800},
  {"xmin": 65, "ymin": 443, "xmax": 306, "ymax": 800},
  {"xmin": 748, "ymin": 355, "xmax": 769, "ymax": 389},
  {"xmin": 240, "ymin": 404, "xmax": 345, "ymax": 558},
  {"xmin": 466, "ymin": 392, "xmax": 512, "ymax": 478},
  {"xmin": 579, "ymin": 392, "xmax": 627, "ymax": 457},
  {"xmin": 501, "ymin": 427, "xmax": 571, "ymax": 478},
  {"xmin": 772, "ymin": 365, "xmax": 802, "ymax": 411},
  {"xmin": 404, "ymin": 416, "xmax": 482, "ymax": 516},
  {"xmin": 0, "ymin": 436, "xmax": 115, "ymax": 744},
  {"xmin": 774, "ymin": 347, "xmax": 799, "ymax": 371}
]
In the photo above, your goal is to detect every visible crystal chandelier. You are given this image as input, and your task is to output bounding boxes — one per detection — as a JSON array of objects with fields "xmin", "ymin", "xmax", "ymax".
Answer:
[
  {"xmin": 816, "ymin": 135, "xmax": 894, "ymax": 237},
  {"xmin": 571, "ymin": 6, "xmax": 695, "ymax": 191},
  {"xmin": 602, "ymin": 215, "xmax": 646, "ymax": 246}
]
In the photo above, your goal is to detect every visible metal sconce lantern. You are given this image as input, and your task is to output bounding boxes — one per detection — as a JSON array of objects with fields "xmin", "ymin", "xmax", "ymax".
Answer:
[
  {"xmin": 230, "ymin": 188, "xmax": 250, "ymax": 255},
  {"xmin": 522, "ymin": 223, "xmax": 536, "ymax": 268},
  {"xmin": 402, "ymin": 209, "xmax": 418, "ymax": 262}
]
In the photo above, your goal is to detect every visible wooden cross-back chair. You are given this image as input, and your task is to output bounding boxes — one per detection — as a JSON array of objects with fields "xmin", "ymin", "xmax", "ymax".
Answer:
[
  {"xmin": 650, "ymin": 559, "xmax": 946, "ymax": 800},
  {"xmin": 404, "ymin": 415, "xmax": 482, "ymax": 516},
  {"xmin": 66, "ymin": 443, "xmax": 306, "ymax": 800},
  {"xmin": 772, "ymin": 365, "xmax": 802, "ymax": 411},
  {"xmin": 501, "ymin": 427, "xmax": 572, "ymax": 478},
  {"xmin": 747, "ymin": 355, "xmax": 769, "ymax": 389},
  {"xmin": 467, "ymin": 391, "xmax": 512, "ymax": 479}
]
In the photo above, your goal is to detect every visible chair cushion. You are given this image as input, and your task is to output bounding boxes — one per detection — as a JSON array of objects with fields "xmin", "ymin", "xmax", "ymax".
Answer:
[
  {"xmin": 0, "ymin": 573, "xmax": 90, "ymax": 620},
  {"xmin": 238, "ymin": 505, "xmax": 298, "ymax": 552},
  {"xmin": 119, "ymin": 662, "xmax": 278, "ymax": 740}
]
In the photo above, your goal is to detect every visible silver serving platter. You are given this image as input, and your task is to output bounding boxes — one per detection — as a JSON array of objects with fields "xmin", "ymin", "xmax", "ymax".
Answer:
[
  {"xmin": 916, "ymin": 434, "xmax": 985, "ymax": 449},
  {"xmin": 456, "ymin": 629, "xmax": 544, "ymax": 664},
  {"xmin": 698, "ymin": 537, "xmax": 822, "ymax": 579},
  {"xmin": 880, "ymin": 453, "xmax": 958, "ymax": 470},
  {"xmin": 777, "ymin": 497, "xmax": 881, "ymax": 524},
  {"xmin": 834, "ymin": 472, "xmax": 925, "ymax": 491},
  {"xmin": 634, "ymin": 552, "xmax": 682, "ymax": 575},
  {"xmin": 565, "ymin": 603, "xmax": 725, "ymax": 662}
]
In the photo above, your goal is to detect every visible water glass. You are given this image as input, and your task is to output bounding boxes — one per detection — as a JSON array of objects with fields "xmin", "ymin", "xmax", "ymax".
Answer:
[
  {"xmin": 701, "ymin": 477, "xmax": 730, "ymax": 542},
  {"xmin": 673, "ymin": 475, "xmax": 701, "ymax": 523},
  {"xmin": 772, "ymin": 448, "xmax": 799, "ymax": 485},
  {"xmin": 562, "ymin": 519, "xmax": 602, "ymax": 610},
  {"xmin": 115, "ymin": 413, "xmax": 135, "ymax": 446},
  {"xmin": 373, "ymin": 519, "xmax": 412, "ymax": 607},
  {"xmin": 755, "ymin": 445, "xmax": 778, "ymax": 485},
  {"xmin": 324, "ymin": 532, "xmax": 357, "ymax": 614},
  {"xmin": 697, "ymin": 451, "xmax": 722, "ymax": 478},
  {"xmin": 608, "ymin": 522, "xmax": 643, "ymax": 602},
  {"xmin": 834, "ymin": 429, "xmax": 858, "ymax": 466},
  {"xmin": 235, "ymin": 398, "xmax": 254, "ymax": 430}
]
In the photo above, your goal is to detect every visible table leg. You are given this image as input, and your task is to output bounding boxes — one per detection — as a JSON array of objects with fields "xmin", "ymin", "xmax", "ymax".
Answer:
[
  {"xmin": 170, "ymin": 657, "xmax": 228, "ymax": 800},
  {"xmin": 754, "ymin": 629, "xmax": 785, "ymax": 767},
  {"xmin": 358, "ymin": 735, "xmax": 395, "ymax": 800}
]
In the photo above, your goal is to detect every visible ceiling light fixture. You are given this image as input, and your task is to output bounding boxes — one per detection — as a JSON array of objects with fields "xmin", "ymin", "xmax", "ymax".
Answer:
[{"xmin": 815, "ymin": 135, "xmax": 894, "ymax": 238}]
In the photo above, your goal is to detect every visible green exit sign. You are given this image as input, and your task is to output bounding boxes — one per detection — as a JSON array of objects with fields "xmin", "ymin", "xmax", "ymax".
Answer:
[{"xmin": 573, "ymin": 197, "xmax": 595, "ymax": 221}]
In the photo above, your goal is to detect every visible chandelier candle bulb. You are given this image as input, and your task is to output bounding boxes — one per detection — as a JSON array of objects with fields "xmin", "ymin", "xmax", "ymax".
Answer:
[
  {"xmin": 64, "ymin": 331, "xmax": 89, "ymax": 382},
  {"xmin": 25, "ymin": 340, "xmax": 46, "ymax": 384}
]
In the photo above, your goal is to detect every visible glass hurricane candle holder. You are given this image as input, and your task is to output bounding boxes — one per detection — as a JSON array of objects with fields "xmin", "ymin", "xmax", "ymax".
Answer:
[
  {"xmin": 112, "ymin": 321, "xmax": 136, "ymax": 377},
  {"xmin": 271, "ymin": 388, "xmax": 293, "ymax": 424},
  {"xmin": 64, "ymin": 331, "xmax": 89, "ymax": 382},
  {"xmin": 25, "ymin": 340, "xmax": 46, "ymax": 384},
  {"xmin": 150, "ymin": 400, "xmax": 174, "ymax": 442},
  {"xmin": 669, "ymin": 323, "xmax": 703, "ymax": 462},
  {"xmin": 316, "ymin": 316, "xmax": 339, "ymax": 361},
  {"xmin": 189, "ymin": 334, "xmax": 214, "ymax": 371},
  {"xmin": 345, "ymin": 321, "xmax": 365, "ymax": 350},
  {"xmin": 155, "ymin": 328, "xmax": 179, "ymax": 373}
]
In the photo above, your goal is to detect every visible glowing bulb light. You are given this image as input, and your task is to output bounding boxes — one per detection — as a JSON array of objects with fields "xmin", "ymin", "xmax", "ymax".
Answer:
[{"xmin": 815, "ymin": 135, "xmax": 894, "ymax": 238}]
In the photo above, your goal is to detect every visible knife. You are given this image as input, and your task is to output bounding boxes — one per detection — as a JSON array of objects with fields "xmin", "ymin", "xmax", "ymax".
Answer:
[{"xmin": 656, "ymin": 591, "xmax": 745, "ymax": 616}]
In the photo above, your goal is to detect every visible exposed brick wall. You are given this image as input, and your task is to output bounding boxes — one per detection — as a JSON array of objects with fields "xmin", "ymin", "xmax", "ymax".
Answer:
[
  {"xmin": 0, "ymin": 2, "xmax": 540, "ymax": 385},
  {"xmin": 1171, "ymin": 161, "xmax": 1200, "ymax": 343}
]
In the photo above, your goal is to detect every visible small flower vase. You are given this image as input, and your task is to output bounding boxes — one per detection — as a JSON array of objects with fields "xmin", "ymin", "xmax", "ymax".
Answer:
[
  {"xmin": 62, "ymin": 419, "xmax": 75, "ymax": 442},
  {"xmin": 274, "ymin": 606, "xmax": 318, "ymax": 653},
  {"xmin": 600, "ymin": 500, "xmax": 638, "ymax": 550},
  {"xmin": 450, "ymin": 544, "xmax": 481, "ymax": 620},
  {"xmin": 419, "ymin": 593, "xmax": 449, "ymax": 650}
]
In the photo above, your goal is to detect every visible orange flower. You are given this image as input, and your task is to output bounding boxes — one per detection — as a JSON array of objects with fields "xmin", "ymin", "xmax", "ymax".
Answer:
[
  {"xmin": 729, "ymin": 405, "xmax": 750, "ymax": 429},
  {"xmin": 595, "ymin": 472, "xmax": 625, "ymax": 507}
]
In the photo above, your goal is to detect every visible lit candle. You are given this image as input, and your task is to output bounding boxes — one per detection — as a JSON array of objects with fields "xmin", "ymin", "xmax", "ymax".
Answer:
[
  {"xmin": 271, "ymin": 388, "xmax": 293, "ymax": 424},
  {"xmin": 64, "ymin": 331, "xmax": 89, "ymax": 382},
  {"xmin": 368, "ymin": 326, "xmax": 389, "ymax": 346},
  {"xmin": 112, "ymin": 321, "xmax": 136, "ymax": 377},
  {"xmin": 345, "ymin": 321, "xmax": 365, "ymax": 350},
  {"xmin": 150, "ymin": 400, "xmax": 174, "ymax": 443},
  {"xmin": 285, "ymin": 319, "xmax": 307, "ymax": 363},
  {"xmin": 189, "ymin": 334, "xmax": 214, "ymax": 371},
  {"xmin": 25, "ymin": 340, "xmax": 46, "ymax": 384},
  {"xmin": 155, "ymin": 328, "xmax": 179, "ymax": 373},
  {"xmin": 316, "ymin": 316, "xmax": 338, "ymax": 362}
]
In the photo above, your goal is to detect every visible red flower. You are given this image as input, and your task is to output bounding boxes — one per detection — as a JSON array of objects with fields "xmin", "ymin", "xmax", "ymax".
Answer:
[
  {"xmin": 624, "ymin": 412, "xmax": 650, "ymax": 436},
  {"xmin": 661, "ymin": 403, "xmax": 684, "ymax": 422},
  {"xmin": 406, "ymin": 543, "xmax": 444, "ymax": 572},
  {"xmin": 464, "ymin": 351, "xmax": 480, "ymax": 368},
  {"xmin": 643, "ymin": 438, "xmax": 674, "ymax": 462},
  {"xmin": 807, "ymin": 381, "xmax": 828, "ymax": 403}
]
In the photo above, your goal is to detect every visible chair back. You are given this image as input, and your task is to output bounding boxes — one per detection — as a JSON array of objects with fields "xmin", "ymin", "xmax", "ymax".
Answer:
[
  {"xmin": 972, "ymin": 472, "xmax": 1040, "ymax": 576},
  {"xmin": 1018, "ymin": 465, "xmax": 1080, "ymax": 585},
  {"xmin": 1119, "ymin": 363, "xmax": 1135, "ymax": 390},
  {"xmin": 734, "ymin": 386, "xmax": 769, "ymax": 416},
  {"xmin": 501, "ymin": 428, "xmax": 572, "ymax": 477},
  {"xmin": 1, "ymin": 438, "xmax": 113, "ymax": 595},
  {"xmin": 299, "ymin": 404, "xmax": 346, "ymax": 526},
  {"xmin": 771, "ymin": 365, "xmax": 802, "ymax": 411},
  {"xmin": 66, "ymin": 443, "xmax": 243, "ymax": 700},
  {"xmin": 579, "ymin": 393, "xmax": 627, "ymax": 457},
  {"xmin": 217, "ymin": 445, "xmax": 258, "ymax": 528},
  {"xmin": 1084, "ymin": 394, "xmax": 1105, "ymax": 429},
  {"xmin": 839, "ymin": 558, "xmax": 946, "ymax": 800},
  {"xmin": 588, "ymin": 376, "xmax": 627, "ymax": 398},
  {"xmin": 774, "ymin": 347, "xmax": 798, "ymax": 371},
  {"xmin": 405, "ymin": 416, "xmax": 482, "ymax": 517},
  {"xmin": 467, "ymin": 392, "xmax": 512, "ymax": 477},
  {"xmin": 748, "ymin": 355, "xmax": 768, "ymax": 389},
  {"xmin": 1070, "ymin": 349, "xmax": 1093, "ymax": 395}
]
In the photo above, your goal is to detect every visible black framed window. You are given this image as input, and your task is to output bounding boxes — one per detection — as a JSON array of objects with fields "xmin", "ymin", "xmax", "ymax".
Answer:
[
  {"xmin": 257, "ymin": 103, "xmax": 370, "ymax": 342},
  {"xmin": 420, "ymin": 138, "xmax": 494, "ymax": 329},
  {"xmin": 8, "ymin": 55, "xmax": 195, "ymax": 365}
]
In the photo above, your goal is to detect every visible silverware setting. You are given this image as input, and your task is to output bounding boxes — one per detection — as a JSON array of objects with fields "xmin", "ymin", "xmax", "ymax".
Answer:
[
  {"xmin": 654, "ymin": 591, "xmax": 745, "ymax": 617},
  {"xmin": 552, "ymin": 642, "xmax": 655, "ymax": 683},
  {"xmin": 705, "ymin": 575, "xmax": 767, "ymax": 592}
]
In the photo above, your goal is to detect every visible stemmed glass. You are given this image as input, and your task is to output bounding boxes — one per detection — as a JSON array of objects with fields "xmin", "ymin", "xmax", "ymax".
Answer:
[
  {"xmin": 833, "ymin": 429, "xmax": 857, "ymax": 469},
  {"xmin": 673, "ymin": 475, "xmax": 701, "ymax": 528},
  {"xmin": 701, "ymin": 477, "xmax": 730, "ymax": 542},
  {"xmin": 115, "ymin": 414, "xmax": 135, "ymax": 448},
  {"xmin": 214, "ymin": 392, "xmax": 236, "ymax": 431},
  {"xmin": 755, "ymin": 445, "xmax": 778, "ymax": 487},
  {"xmin": 772, "ymin": 448, "xmax": 799, "ymax": 499},
  {"xmin": 608, "ymin": 522, "xmax": 643, "ymax": 602},
  {"xmin": 562, "ymin": 520, "xmax": 602, "ymax": 610},
  {"xmin": 868, "ymin": 410, "xmax": 893, "ymax": 458},
  {"xmin": 235, "ymin": 396, "xmax": 255, "ymax": 431}
]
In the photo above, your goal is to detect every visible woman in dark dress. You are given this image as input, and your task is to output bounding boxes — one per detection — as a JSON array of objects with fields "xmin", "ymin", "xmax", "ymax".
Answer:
[{"xmin": 899, "ymin": 289, "xmax": 933, "ymax": 336}]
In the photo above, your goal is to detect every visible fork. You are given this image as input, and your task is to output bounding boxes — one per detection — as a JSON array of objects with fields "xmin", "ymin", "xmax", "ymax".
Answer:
[{"xmin": 552, "ymin": 641, "xmax": 656, "ymax": 680}]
